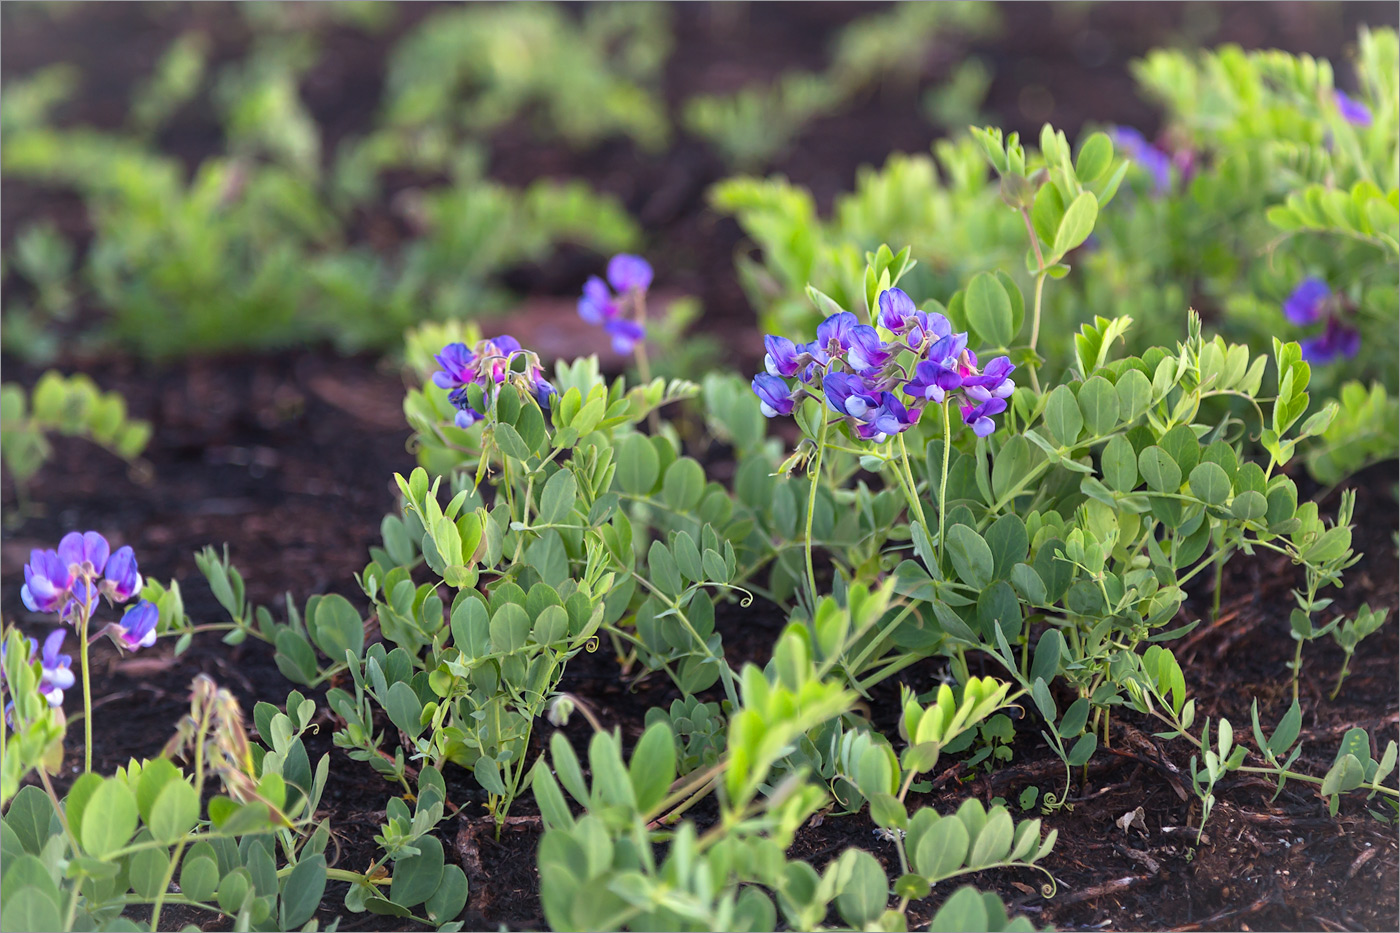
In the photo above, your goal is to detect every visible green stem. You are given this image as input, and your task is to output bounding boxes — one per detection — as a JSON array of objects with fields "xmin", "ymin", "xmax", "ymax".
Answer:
[
  {"xmin": 79, "ymin": 608, "xmax": 93, "ymax": 775},
  {"xmin": 1330, "ymin": 652, "xmax": 1354, "ymax": 701},
  {"xmin": 150, "ymin": 699, "xmax": 211, "ymax": 933},
  {"xmin": 895, "ymin": 432, "xmax": 929, "ymax": 534},
  {"xmin": 938, "ymin": 401, "xmax": 951, "ymax": 568},
  {"xmin": 805, "ymin": 416, "xmax": 830, "ymax": 611}
]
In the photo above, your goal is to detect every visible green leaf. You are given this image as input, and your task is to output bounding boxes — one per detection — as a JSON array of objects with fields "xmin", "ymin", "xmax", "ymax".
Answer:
[
  {"xmin": 538, "ymin": 469, "xmax": 578, "ymax": 525},
  {"xmin": 425, "ymin": 864, "xmax": 469, "ymax": 924},
  {"xmin": 628, "ymin": 722, "xmax": 677, "ymax": 814},
  {"xmin": 915, "ymin": 814, "xmax": 970, "ymax": 881},
  {"xmin": 389, "ymin": 834, "xmax": 444, "ymax": 908},
  {"xmin": 180, "ymin": 856, "xmax": 220, "ymax": 903},
  {"xmin": 834, "ymin": 849, "xmax": 888, "ymax": 927},
  {"xmin": 1101, "ymin": 435, "xmax": 1138, "ymax": 491},
  {"xmin": 984, "ymin": 514, "xmax": 1029, "ymax": 580},
  {"xmin": 662, "ymin": 457, "xmax": 706, "ymax": 512},
  {"xmin": 946, "ymin": 524, "xmax": 994, "ymax": 590},
  {"xmin": 310, "ymin": 594, "xmax": 364, "ymax": 663},
  {"xmin": 968, "ymin": 807, "xmax": 1014, "ymax": 867},
  {"xmin": 647, "ymin": 541, "xmax": 683, "ymax": 598},
  {"xmin": 1138, "ymin": 446, "xmax": 1181, "ymax": 492},
  {"xmin": 1053, "ymin": 190, "xmax": 1099, "ymax": 258},
  {"xmin": 80, "ymin": 778, "xmax": 139, "ymax": 859},
  {"xmin": 4, "ymin": 786, "xmax": 57, "ymax": 855},
  {"xmin": 1074, "ymin": 131, "xmax": 1113, "ymax": 183},
  {"xmin": 1188, "ymin": 462, "xmax": 1231, "ymax": 506},
  {"xmin": 0, "ymin": 886, "xmax": 63, "ymax": 933},
  {"xmin": 494, "ymin": 423, "xmax": 532, "ymax": 461},
  {"xmin": 1076, "ymin": 376, "xmax": 1118, "ymax": 436},
  {"xmin": 385, "ymin": 682, "xmax": 424, "ymax": 739},
  {"xmin": 148, "ymin": 779, "xmax": 200, "ymax": 844},
  {"xmin": 1044, "ymin": 385, "xmax": 1083, "ymax": 447},
  {"xmin": 280, "ymin": 855, "xmax": 327, "ymax": 929},
  {"xmin": 965, "ymin": 272, "xmax": 1014, "ymax": 348}
]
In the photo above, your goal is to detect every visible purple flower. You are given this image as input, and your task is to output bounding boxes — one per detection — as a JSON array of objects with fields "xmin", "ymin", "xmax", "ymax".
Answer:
[
  {"xmin": 877, "ymin": 288, "xmax": 918, "ymax": 332},
  {"xmin": 432, "ymin": 343, "xmax": 478, "ymax": 391},
  {"xmin": 905, "ymin": 310, "xmax": 953, "ymax": 349},
  {"xmin": 815, "ymin": 312, "xmax": 859, "ymax": 356},
  {"xmin": 604, "ymin": 319, "xmax": 646, "ymax": 355},
  {"xmin": 59, "ymin": 531, "xmax": 110, "ymax": 577},
  {"xmin": 855, "ymin": 393, "xmax": 920, "ymax": 441},
  {"xmin": 845, "ymin": 325, "xmax": 894, "ymax": 373},
  {"xmin": 905, "ymin": 358, "xmax": 963, "ymax": 404},
  {"xmin": 578, "ymin": 276, "xmax": 617, "ymax": 325},
  {"xmin": 532, "ymin": 373, "xmax": 558, "ymax": 410},
  {"xmin": 1283, "ymin": 278, "xmax": 1330, "ymax": 326},
  {"xmin": 1110, "ymin": 126, "xmax": 1171, "ymax": 195},
  {"xmin": 38, "ymin": 630, "xmax": 74, "ymax": 706},
  {"xmin": 21, "ymin": 549, "xmax": 73, "ymax": 614},
  {"xmin": 961, "ymin": 356, "xmax": 1016, "ymax": 403},
  {"xmin": 960, "ymin": 396, "xmax": 1008, "ymax": 438},
  {"xmin": 1335, "ymin": 90, "xmax": 1372, "ymax": 128},
  {"xmin": 752, "ymin": 374, "xmax": 796, "ymax": 418},
  {"xmin": 607, "ymin": 254, "xmax": 654, "ymax": 294},
  {"xmin": 454, "ymin": 407, "xmax": 485, "ymax": 429},
  {"xmin": 113, "ymin": 600, "xmax": 159, "ymax": 651},
  {"xmin": 481, "ymin": 335, "xmax": 524, "ymax": 383},
  {"xmin": 764, "ymin": 335, "xmax": 802, "ymax": 378},
  {"xmin": 1300, "ymin": 317, "xmax": 1361, "ymax": 365},
  {"xmin": 102, "ymin": 546, "xmax": 142, "ymax": 603},
  {"xmin": 823, "ymin": 372, "xmax": 880, "ymax": 419}
]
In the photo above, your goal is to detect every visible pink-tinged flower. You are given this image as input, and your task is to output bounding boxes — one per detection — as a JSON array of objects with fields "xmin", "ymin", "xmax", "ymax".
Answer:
[
  {"xmin": 101, "ymin": 546, "xmax": 142, "ymax": 603},
  {"xmin": 113, "ymin": 600, "xmax": 159, "ymax": 651},
  {"xmin": 752, "ymin": 374, "xmax": 796, "ymax": 417},
  {"xmin": 960, "ymin": 356, "xmax": 1016, "ymax": 402},
  {"xmin": 845, "ymin": 324, "xmax": 894, "ymax": 373},
  {"xmin": 1335, "ymin": 90, "xmax": 1372, "ymax": 128},
  {"xmin": 432, "ymin": 343, "xmax": 478, "ymax": 391},
  {"xmin": 481, "ymin": 335, "xmax": 523, "ymax": 383},
  {"xmin": 905, "ymin": 359, "xmax": 963, "ymax": 404},
  {"xmin": 1283, "ymin": 278, "xmax": 1330, "ymax": 326},
  {"xmin": 21, "ymin": 549, "xmax": 73, "ymax": 614}
]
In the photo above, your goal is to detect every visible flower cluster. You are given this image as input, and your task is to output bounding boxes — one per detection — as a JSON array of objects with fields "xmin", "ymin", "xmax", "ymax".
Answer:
[
  {"xmin": 432, "ymin": 335, "xmax": 556, "ymax": 428},
  {"xmin": 752, "ymin": 288, "xmax": 1015, "ymax": 442},
  {"xmin": 21, "ymin": 531, "xmax": 157, "ymax": 654},
  {"xmin": 578, "ymin": 254, "xmax": 652, "ymax": 354},
  {"xmin": 1282, "ymin": 277, "xmax": 1360, "ymax": 365}
]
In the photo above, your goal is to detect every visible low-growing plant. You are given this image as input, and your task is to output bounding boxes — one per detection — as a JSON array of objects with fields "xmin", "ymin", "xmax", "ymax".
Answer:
[{"xmin": 1, "ymin": 373, "xmax": 151, "ymax": 513}]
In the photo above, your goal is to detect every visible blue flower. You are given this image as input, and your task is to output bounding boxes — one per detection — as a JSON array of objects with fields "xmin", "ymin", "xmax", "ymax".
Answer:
[
  {"xmin": 752, "ymin": 374, "xmax": 796, "ymax": 417},
  {"xmin": 905, "ymin": 358, "xmax": 963, "ymax": 404},
  {"xmin": 960, "ymin": 396, "xmax": 1009, "ymax": 437},
  {"xmin": 1300, "ymin": 317, "xmax": 1361, "ymax": 365},
  {"xmin": 1283, "ymin": 278, "xmax": 1330, "ymax": 326},
  {"xmin": 855, "ymin": 393, "xmax": 920, "ymax": 442},
  {"xmin": 1110, "ymin": 126, "xmax": 1171, "ymax": 195},
  {"xmin": 845, "ymin": 324, "xmax": 894, "ymax": 372},
  {"xmin": 114, "ymin": 600, "xmax": 159, "ymax": 651},
  {"xmin": 815, "ymin": 312, "xmax": 859, "ymax": 356},
  {"xmin": 101, "ymin": 546, "xmax": 142, "ymax": 603},
  {"xmin": 454, "ymin": 407, "xmax": 485, "ymax": 429},
  {"xmin": 877, "ymin": 288, "xmax": 918, "ymax": 332},
  {"xmin": 432, "ymin": 343, "xmax": 478, "ymax": 391},
  {"xmin": 21, "ymin": 549, "xmax": 73, "ymax": 614},
  {"xmin": 607, "ymin": 254, "xmax": 654, "ymax": 294},
  {"xmin": 823, "ymin": 372, "xmax": 880, "ymax": 419},
  {"xmin": 38, "ymin": 630, "xmax": 74, "ymax": 706},
  {"xmin": 605, "ymin": 319, "xmax": 647, "ymax": 355},
  {"xmin": 578, "ymin": 276, "xmax": 618, "ymax": 325},
  {"xmin": 59, "ymin": 531, "xmax": 109, "ymax": 578},
  {"xmin": 1335, "ymin": 90, "xmax": 1372, "ymax": 128},
  {"xmin": 764, "ymin": 335, "xmax": 802, "ymax": 378},
  {"xmin": 904, "ymin": 309, "xmax": 952, "ymax": 349},
  {"xmin": 960, "ymin": 356, "xmax": 1016, "ymax": 403}
]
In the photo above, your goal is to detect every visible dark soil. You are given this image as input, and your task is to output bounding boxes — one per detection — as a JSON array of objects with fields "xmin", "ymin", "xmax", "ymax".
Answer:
[{"xmin": 3, "ymin": 3, "xmax": 1399, "ymax": 931}]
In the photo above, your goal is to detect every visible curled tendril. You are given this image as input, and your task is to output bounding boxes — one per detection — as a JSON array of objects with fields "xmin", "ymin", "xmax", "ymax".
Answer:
[
  {"xmin": 705, "ymin": 582, "xmax": 756, "ymax": 607},
  {"xmin": 585, "ymin": 635, "xmax": 600, "ymax": 653},
  {"xmin": 1040, "ymin": 789, "xmax": 1074, "ymax": 813}
]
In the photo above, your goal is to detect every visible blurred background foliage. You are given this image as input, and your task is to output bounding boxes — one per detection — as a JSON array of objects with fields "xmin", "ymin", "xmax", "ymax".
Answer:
[{"xmin": 2, "ymin": 1, "xmax": 1396, "ymax": 479}]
